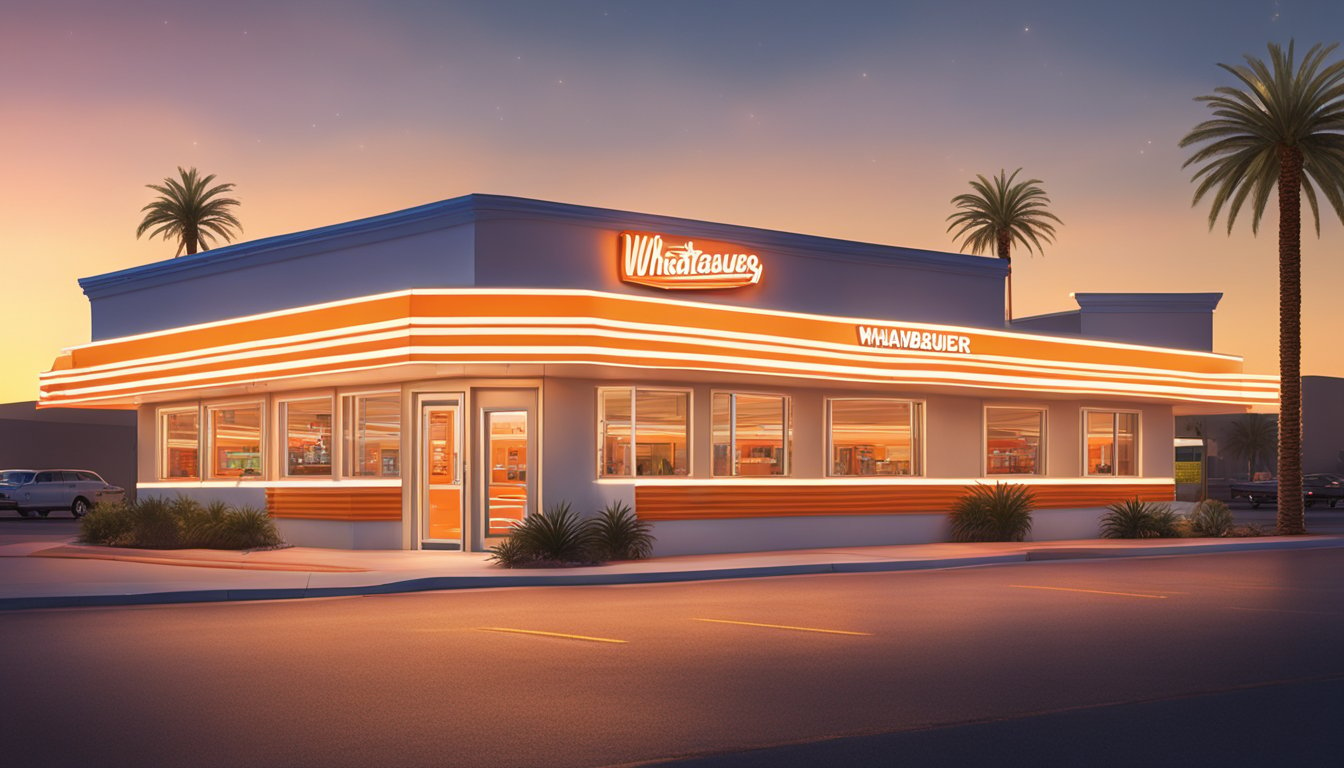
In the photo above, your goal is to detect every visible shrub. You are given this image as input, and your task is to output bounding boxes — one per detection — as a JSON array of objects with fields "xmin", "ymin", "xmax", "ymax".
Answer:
[
  {"xmin": 1100, "ymin": 498, "xmax": 1180, "ymax": 538},
  {"xmin": 78, "ymin": 496, "xmax": 282, "ymax": 550},
  {"xmin": 130, "ymin": 496, "xmax": 184, "ymax": 548},
  {"xmin": 949, "ymin": 483, "xmax": 1035, "ymax": 542},
  {"xmin": 486, "ymin": 536, "xmax": 536, "ymax": 568},
  {"xmin": 1187, "ymin": 499, "xmax": 1234, "ymax": 538},
  {"xmin": 509, "ymin": 501, "xmax": 596, "ymax": 564},
  {"xmin": 78, "ymin": 501, "xmax": 135, "ymax": 546},
  {"xmin": 180, "ymin": 499, "xmax": 229, "ymax": 548},
  {"xmin": 211, "ymin": 506, "xmax": 283, "ymax": 549},
  {"xmin": 589, "ymin": 501, "xmax": 655, "ymax": 561}
]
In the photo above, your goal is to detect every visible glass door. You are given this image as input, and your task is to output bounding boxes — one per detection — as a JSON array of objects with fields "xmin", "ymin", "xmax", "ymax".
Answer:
[
  {"xmin": 420, "ymin": 403, "xmax": 462, "ymax": 548},
  {"xmin": 485, "ymin": 410, "xmax": 529, "ymax": 537}
]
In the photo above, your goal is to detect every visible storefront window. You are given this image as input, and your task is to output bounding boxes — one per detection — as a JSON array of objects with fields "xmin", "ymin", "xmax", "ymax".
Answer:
[
  {"xmin": 208, "ymin": 403, "xmax": 263, "ymax": 479},
  {"xmin": 343, "ymin": 393, "xmax": 400, "ymax": 477},
  {"xmin": 986, "ymin": 407, "xmax": 1044, "ymax": 475},
  {"xmin": 712, "ymin": 392, "xmax": 789, "ymax": 476},
  {"xmin": 282, "ymin": 398, "xmax": 333, "ymax": 477},
  {"xmin": 1086, "ymin": 410, "xmax": 1138, "ymax": 476},
  {"xmin": 599, "ymin": 388, "xmax": 689, "ymax": 476},
  {"xmin": 160, "ymin": 407, "xmax": 199, "ymax": 479},
  {"xmin": 829, "ymin": 399, "xmax": 922, "ymax": 476}
]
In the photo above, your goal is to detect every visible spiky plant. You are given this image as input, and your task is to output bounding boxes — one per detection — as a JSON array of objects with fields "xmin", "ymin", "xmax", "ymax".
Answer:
[
  {"xmin": 486, "ymin": 537, "xmax": 536, "ymax": 568},
  {"xmin": 136, "ymin": 166, "xmax": 242, "ymax": 256},
  {"xmin": 1100, "ymin": 498, "xmax": 1180, "ymax": 539},
  {"xmin": 1188, "ymin": 499, "xmax": 1235, "ymax": 538},
  {"xmin": 1181, "ymin": 41, "xmax": 1344, "ymax": 536},
  {"xmin": 589, "ymin": 501, "xmax": 655, "ymax": 561},
  {"xmin": 946, "ymin": 168, "xmax": 1062, "ymax": 322},
  {"xmin": 508, "ymin": 501, "xmax": 595, "ymax": 564},
  {"xmin": 949, "ymin": 482, "xmax": 1035, "ymax": 542}
]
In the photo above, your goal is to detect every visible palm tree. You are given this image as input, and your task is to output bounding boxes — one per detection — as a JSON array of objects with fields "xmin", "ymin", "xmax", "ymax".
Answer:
[
  {"xmin": 946, "ymin": 168, "xmax": 1062, "ymax": 323},
  {"xmin": 135, "ymin": 167, "xmax": 242, "ymax": 256},
  {"xmin": 1180, "ymin": 41, "xmax": 1344, "ymax": 536},
  {"xmin": 1222, "ymin": 413, "xmax": 1278, "ymax": 480}
]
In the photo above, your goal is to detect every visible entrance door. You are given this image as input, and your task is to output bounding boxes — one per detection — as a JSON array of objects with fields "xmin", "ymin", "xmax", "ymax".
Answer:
[
  {"xmin": 484, "ymin": 410, "xmax": 529, "ymax": 537},
  {"xmin": 474, "ymin": 388, "xmax": 537, "ymax": 551},
  {"xmin": 419, "ymin": 401, "xmax": 463, "ymax": 549}
]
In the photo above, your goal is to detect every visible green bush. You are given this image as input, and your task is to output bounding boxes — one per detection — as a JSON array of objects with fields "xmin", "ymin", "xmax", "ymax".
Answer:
[
  {"xmin": 131, "ymin": 496, "xmax": 184, "ymax": 548},
  {"xmin": 949, "ymin": 483, "xmax": 1035, "ymax": 542},
  {"xmin": 78, "ymin": 501, "xmax": 135, "ymax": 546},
  {"xmin": 589, "ymin": 501, "xmax": 655, "ymax": 561},
  {"xmin": 1100, "ymin": 498, "xmax": 1180, "ymax": 538},
  {"xmin": 78, "ymin": 496, "xmax": 283, "ymax": 550},
  {"xmin": 509, "ymin": 501, "xmax": 595, "ymax": 564},
  {"xmin": 1187, "ymin": 499, "xmax": 1234, "ymax": 537},
  {"xmin": 211, "ymin": 506, "xmax": 283, "ymax": 549},
  {"xmin": 486, "ymin": 536, "xmax": 536, "ymax": 568}
]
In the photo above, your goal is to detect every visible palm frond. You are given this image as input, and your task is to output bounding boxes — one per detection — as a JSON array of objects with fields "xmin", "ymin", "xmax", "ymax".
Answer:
[
  {"xmin": 135, "ymin": 166, "xmax": 243, "ymax": 256},
  {"xmin": 1181, "ymin": 41, "xmax": 1344, "ymax": 235},
  {"xmin": 945, "ymin": 168, "xmax": 1062, "ymax": 259}
]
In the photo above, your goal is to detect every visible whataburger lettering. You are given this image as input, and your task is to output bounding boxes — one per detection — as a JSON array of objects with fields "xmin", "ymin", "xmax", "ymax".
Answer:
[
  {"xmin": 857, "ymin": 325, "xmax": 972, "ymax": 354},
  {"xmin": 620, "ymin": 232, "xmax": 764, "ymax": 290}
]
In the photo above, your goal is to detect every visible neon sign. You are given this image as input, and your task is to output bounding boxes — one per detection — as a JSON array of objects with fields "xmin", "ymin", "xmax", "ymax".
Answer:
[
  {"xmin": 857, "ymin": 325, "xmax": 972, "ymax": 354},
  {"xmin": 620, "ymin": 232, "xmax": 763, "ymax": 290}
]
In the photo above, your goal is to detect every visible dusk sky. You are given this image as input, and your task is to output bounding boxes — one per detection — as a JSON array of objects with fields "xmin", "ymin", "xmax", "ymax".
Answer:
[{"xmin": 5, "ymin": 0, "xmax": 1343, "ymax": 403}]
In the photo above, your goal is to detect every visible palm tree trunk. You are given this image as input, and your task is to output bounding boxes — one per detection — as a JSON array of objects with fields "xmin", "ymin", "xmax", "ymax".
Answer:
[
  {"xmin": 1276, "ymin": 145, "xmax": 1305, "ymax": 535},
  {"xmin": 998, "ymin": 231, "xmax": 1012, "ymax": 324}
]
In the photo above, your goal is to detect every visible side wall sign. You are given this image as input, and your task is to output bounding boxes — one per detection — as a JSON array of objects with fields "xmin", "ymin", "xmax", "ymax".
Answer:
[{"xmin": 619, "ymin": 232, "xmax": 763, "ymax": 290}]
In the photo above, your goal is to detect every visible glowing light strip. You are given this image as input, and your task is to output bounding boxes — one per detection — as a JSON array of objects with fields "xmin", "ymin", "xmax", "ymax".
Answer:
[
  {"xmin": 596, "ymin": 476, "xmax": 1176, "ymax": 486},
  {"xmin": 41, "ymin": 353, "xmax": 1269, "ymax": 410},
  {"xmin": 43, "ymin": 343, "xmax": 1277, "ymax": 405},
  {"xmin": 138, "ymin": 479, "xmax": 403, "ymax": 489},
  {"xmin": 39, "ymin": 326, "xmax": 1276, "ymax": 402},
  {"xmin": 61, "ymin": 287, "xmax": 1245, "ymax": 363},
  {"xmin": 42, "ymin": 316, "xmax": 1276, "ymax": 388},
  {"xmin": 47, "ymin": 342, "xmax": 1271, "ymax": 400}
]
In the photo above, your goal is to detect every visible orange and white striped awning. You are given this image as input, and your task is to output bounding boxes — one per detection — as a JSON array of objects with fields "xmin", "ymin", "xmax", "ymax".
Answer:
[{"xmin": 38, "ymin": 289, "xmax": 1279, "ymax": 408}]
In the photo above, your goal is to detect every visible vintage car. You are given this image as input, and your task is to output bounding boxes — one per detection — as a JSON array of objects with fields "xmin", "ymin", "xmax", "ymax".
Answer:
[
  {"xmin": 0, "ymin": 469, "xmax": 125, "ymax": 518},
  {"xmin": 1228, "ymin": 473, "xmax": 1344, "ymax": 509}
]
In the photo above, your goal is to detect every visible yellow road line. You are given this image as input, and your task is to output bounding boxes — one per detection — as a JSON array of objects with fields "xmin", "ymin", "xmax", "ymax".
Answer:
[
  {"xmin": 692, "ymin": 618, "xmax": 873, "ymax": 636},
  {"xmin": 475, "ymin": 627, "xmax": 627, "ymax": 644},
  {"xmin": 1009, "ymin": 584, "xmax": 1169, "ymax": 599}
]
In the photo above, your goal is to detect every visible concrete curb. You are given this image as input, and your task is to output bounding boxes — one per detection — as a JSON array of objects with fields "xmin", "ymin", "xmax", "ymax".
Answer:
[{"xmin": 4, "ymin": 536, "xmax": 1342, "ymax": 611}]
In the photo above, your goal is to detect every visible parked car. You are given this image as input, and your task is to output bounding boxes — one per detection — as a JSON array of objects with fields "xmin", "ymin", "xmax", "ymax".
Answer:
[
  {"xmin": 0, "ymin": 469, "xmax": 124, "ymax": 518},
  {"xmin": 1228, "ymin": 473, "xmax": 1344, "ymax": 509}
]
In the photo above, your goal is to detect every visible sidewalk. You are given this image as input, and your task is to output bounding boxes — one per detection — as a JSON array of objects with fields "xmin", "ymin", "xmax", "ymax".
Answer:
[{"xmin": 2, "ymin": 534, "xmax": 1342, "ymax": 610}]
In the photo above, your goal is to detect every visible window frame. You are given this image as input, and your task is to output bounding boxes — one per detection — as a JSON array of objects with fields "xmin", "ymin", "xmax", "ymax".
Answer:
[
  {"xmin": 205, "ymin": 400, "xmax": 267, "ymax": 481},
  {"xmin": 710, "ymin": 390, "xmax": 793, "ymax": 478},
  {"xmin": 983, "ymin": 405, "xmax": 1048, "ymax": 477},
  {"xmin": 156, "ymin": 404, "xmax": 202, "ymax": 481},
  {"xmin": 596, "ymin": 386, "xmax": 694, "ymax": 479},
  {"xmin": 339, "ymin": 389, "xmax": 402, "ymax": 479},
  {"xmin": 278, "ymin": 394, "xmax": 336, "ymax": 479},
  {"xmin": 825, "ymin": 397, "xmax": 926, "ymax": 478},
  {"xmin": 1081, "ymin": 408, "xmax": 1142, "ymax": 477}
]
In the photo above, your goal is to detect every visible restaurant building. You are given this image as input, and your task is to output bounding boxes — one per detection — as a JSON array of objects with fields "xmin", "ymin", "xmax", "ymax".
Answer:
[{"xmin": 38, "ymin": 195, "xmax": 1277, "ymax": 554}]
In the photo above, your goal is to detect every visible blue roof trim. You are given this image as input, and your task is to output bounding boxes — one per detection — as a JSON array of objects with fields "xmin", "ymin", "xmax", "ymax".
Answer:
[
  {"xmin": 80, "ymin": 193, "xmax": 1004, "ymax": 298},
  {"xmin": 1073, "ymin": 292, "xmax": 1223, "ymax": 313}
]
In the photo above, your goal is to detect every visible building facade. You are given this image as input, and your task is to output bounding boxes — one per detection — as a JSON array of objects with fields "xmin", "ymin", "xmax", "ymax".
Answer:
[{"xmin": 39, "ymin": 195, "xmax": 1277, "ymax": 553}]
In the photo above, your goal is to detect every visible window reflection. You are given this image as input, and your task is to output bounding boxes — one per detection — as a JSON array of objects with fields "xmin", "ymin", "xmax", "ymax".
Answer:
[
  {"xmin": 986, "ymin": 407, "xmax": 1044, "ymax": 475},
  {"xmin": 830, "ymin": 399, "xmax": 921, "ymax": 476}
]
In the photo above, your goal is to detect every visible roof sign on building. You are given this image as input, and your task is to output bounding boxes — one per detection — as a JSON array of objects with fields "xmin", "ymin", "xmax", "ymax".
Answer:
[{"xmin": 619, "ymin": 232, "xmax": 763, "ymax": 290}]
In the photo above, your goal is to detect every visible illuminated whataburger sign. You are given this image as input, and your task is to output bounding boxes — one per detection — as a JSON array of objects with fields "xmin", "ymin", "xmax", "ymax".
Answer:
[
  {"xmin": 857, "ymin": 325, "xmax": 972, "ymax": 354},
  {"xmin": 620, "ymin": 232, "xmax": 763, "ymax": 290}
]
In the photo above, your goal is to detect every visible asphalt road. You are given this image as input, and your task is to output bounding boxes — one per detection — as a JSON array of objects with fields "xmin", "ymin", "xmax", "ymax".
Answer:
[{"xmin": 2, "ymin": 547, "xmax": 1343, "ymax": 767}]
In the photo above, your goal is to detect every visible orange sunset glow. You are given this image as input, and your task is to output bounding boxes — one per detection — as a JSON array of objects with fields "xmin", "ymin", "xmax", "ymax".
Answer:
[{"xmin": 5, "ymin": 2, "xmax": 1344, "ymax": 404}]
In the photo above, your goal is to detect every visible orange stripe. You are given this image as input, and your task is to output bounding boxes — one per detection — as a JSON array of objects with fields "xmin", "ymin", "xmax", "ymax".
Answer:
[
  {"xmin": 40, "ymin": 291, "xmax": 1273, "ymax": 408},
  {"xmin": 265, "ymin": 487, "xmax": 402, "ymax": 521},
  {"xmin": 634, "ymin": 483, "xmax": 1174, "ymax": 521}
]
